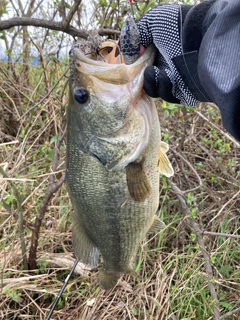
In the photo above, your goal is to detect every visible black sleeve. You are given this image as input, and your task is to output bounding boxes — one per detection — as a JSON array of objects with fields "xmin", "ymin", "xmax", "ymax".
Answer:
[
  {"xmin": 198, "ymin": 0, "xmax": 240, "ymax": 141},
  {"xmin": 173, "ymin": 0, "xmax": 217, "ymax": 102},
  {"xmin": 182, "ymin": 0, "xmax": 217, "ymax": 53}
]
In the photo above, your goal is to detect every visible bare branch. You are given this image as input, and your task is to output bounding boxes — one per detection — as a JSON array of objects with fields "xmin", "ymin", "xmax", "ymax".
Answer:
[
  {"xmin": 0, "ymin": 17, "xmax": 120, "ymax": 38},
  {"xmin": 205, "ymin": 189, "xmax": 240, "ymax": 229},
  {"xmin": 18, "ymin": 68, "xmax": 69, "ymax": 120},
  {"xmin": 26, "ymin": 0, "xmax": 37, "ymax": 17},
  {"xmin": 98, "ymin": 27, "xmax": 120, "ymax": 36},
  {"xmin": 62, "ymin": 0, "xmax": 82, "ymax": 30},
  {"xmin": 28, "ymin": 121, "xmax": 66, "ymax": 270},
  {"xmin": 196, "ymin": 106, "xmax": 240, "ymax": 148},
  {"xmin": 61, "ymin": 0, "xmax": 66, "ymax": 20},
  {"xmin": 168, "ymin": 179, "xmax": 221, "ymax": 320},
  {"xmin": 203, "ymin": 231, "xmax": 240, "ymax": 239},
  {"xmin": 220, "ymin": 306, "xmax": 240, "ymax": 319},
  {"xmin": 0, "ymin": 17, "xmax": 88, "ymax": 38}
]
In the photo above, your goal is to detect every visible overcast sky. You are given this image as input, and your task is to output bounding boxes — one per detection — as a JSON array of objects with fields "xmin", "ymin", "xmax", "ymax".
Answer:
[{"xmin": 0, "ymin": 0, "xmax": 93, "ymax": 60}]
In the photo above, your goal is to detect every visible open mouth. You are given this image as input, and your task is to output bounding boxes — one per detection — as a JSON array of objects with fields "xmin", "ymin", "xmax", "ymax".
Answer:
[
  {"xmin": 70, "ymin": 37, "xmax": 150, "ymax": 66},
  {"xmin": 70, "ymin": 39, "xmax": 124, "ymax": 64}
]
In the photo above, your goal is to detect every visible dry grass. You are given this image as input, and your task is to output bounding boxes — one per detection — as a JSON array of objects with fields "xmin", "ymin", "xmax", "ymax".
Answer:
[{"xmin": 0, "ymin": 57, "xmax": 240, "ymax": 320}]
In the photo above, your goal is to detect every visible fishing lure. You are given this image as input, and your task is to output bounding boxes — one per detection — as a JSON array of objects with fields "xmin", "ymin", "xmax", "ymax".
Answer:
[{"xmin": 120, "ymin": 0, "xmax": 140, "ymax": 65}]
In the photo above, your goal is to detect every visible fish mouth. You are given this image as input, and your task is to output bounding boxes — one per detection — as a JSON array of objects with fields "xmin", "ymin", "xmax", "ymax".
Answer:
[
  {"xmin": 70, "ymin": 42, "xmax": 156, "ymax": 84},
  {"xmin": 69, "ymin": 42, "xmax": 157, "ymax": 170}
]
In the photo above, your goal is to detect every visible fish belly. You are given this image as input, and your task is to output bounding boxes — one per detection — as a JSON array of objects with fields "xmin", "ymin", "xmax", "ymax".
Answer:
[{"xmin": 66, "ymin": 95, "xmax": 161, "ymax": 286}]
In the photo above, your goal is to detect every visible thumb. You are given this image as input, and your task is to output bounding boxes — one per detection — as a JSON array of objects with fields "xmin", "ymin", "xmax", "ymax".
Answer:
[{"xmin": 143, "ymin": 66, "xmax": 159, "ymax": 98}]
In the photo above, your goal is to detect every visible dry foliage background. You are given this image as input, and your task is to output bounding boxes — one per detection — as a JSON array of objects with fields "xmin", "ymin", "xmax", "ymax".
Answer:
[{"xmin": 0, "ymin": 0, "xmax": 240, "ymax": 319}]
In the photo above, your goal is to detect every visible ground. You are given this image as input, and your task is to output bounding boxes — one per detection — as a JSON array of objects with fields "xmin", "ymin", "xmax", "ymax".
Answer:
[{"xmin": 0, "ymin": 60, "xmax": 240, "ymax": 320}]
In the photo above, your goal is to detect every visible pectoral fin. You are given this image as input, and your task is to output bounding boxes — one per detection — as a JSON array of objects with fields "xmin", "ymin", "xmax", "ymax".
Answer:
[
  {"xmin": 147, "ymin": 215, "xmax": 166, "ymax": 236},
  {"xmin": 126, "ymin": 161, "xmax": 151, "ymax": 202},
  {"xmin": 158, "ymin": 142, "xmax": 174, "ymax": 177},
  {"xmin": 72, "ymin": 212, "xmax": 99, "ymax": 268}
]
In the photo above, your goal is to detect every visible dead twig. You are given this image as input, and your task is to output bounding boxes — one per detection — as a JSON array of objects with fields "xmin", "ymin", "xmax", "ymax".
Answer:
[
  {"xmin": 171, "ymin": 148, "xmax": 202, "ymax": 193},
  {"xmin": 38, "ymin": 253, "xmax": 90, "ymax": 277},
  {"xmin": 168, "ymin": 179, "xmax": 221, "ymax": 320},
  {"xmin": 62, "ymin": 0, "xmax": 81, "ymax": 30},
  {"xmin": 28, "ymin": 175, "xmax": 65, "ymax": 269},
  {"xmin": 0, "ymin": 166, "xmax": 28, "ymax": 270},
  {"xmin": 220, "ymin": 306, "xmax": 240, "ymax": 319},
  {"xmin": 18, "ymin": 68, "xmax": 69, "ymax": 120},
  {"xmin": 203, "ymin": 231, "xmax": 240, "ymax": 240},
  {"xmin": 1, "ymin": 274, "xmax": 47, "ymax": 288},
  {"xmin": 28, "ymin": 121, "xmax": 66, "ymax": 270},
  {"xmin": 205, "ymin": 189, "xmax": 240, "ymax": 229},
  {"xmin": 196, "ymin": 107, "xmax": 240, "ymax": 148}
]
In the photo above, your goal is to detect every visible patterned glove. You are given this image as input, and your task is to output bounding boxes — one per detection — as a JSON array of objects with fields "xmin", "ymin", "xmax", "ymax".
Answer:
[{"xmin": 137, "ymin": 4, "xmax": 198, "ymax": 105}]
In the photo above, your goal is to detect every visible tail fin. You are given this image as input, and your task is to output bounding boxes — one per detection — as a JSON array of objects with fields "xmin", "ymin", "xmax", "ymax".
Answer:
[{"xmin": 98, "ymin": 269, "xmax": 121, "ymax": 290}]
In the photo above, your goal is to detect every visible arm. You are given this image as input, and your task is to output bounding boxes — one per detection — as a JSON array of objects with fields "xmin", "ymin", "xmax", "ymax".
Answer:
[{"xmin": 137, "ymin": 0, "xmax": 240, "ymax": 142}]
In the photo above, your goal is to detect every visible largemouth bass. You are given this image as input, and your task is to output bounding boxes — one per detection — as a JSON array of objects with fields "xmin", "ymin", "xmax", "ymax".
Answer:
[{"xmin": 66, "ymin": 38, "xmax": 173, "ymax": 290}]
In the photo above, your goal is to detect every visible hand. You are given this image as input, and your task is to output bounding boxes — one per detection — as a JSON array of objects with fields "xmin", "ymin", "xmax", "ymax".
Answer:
[{"xmin": 136, "ymin": 4, "xmax": 194, "ymax": 105}]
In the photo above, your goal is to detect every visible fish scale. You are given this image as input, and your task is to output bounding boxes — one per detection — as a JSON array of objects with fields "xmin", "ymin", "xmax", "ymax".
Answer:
[
  {"xmin": 67, "ymin": 95, "xmax": 161, "ymax": 283},
  {"xmin": 66, "ymin": 40, "xmax": 173, "ymax": 290}
]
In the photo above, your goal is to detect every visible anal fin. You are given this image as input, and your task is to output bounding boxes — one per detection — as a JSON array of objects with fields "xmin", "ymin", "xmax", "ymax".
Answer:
[
  {"xmin": 72, "ymin": 212, "xmax": 99, "ymax": 268},
  {"xmin": 126, "ymin": 161, "xmax": 151, "ymax": 202},
  {"xmin": 147, "ymin": 215, "xmax": 166, "ymax": 236}
]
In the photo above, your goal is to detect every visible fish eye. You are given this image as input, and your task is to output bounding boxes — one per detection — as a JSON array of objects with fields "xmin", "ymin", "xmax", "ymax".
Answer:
[{"xmin": 74, "ymin": 88, "xmax": 89, "ymax": 104}]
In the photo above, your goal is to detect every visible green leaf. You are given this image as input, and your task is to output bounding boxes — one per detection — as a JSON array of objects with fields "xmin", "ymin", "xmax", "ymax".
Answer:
[{"xmin": 50, "ymin": 134, "xmax": 58, "ymax": 144}]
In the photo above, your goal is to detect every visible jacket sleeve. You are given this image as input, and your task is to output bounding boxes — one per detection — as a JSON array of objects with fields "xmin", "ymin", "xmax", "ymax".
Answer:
[
  {"xmin": 198, "ymin": 0, "xmax": 240, "ymax": 141},
  {"xmin": 173, "ymin": 0, "xmax": 216, "ymax": 102}
]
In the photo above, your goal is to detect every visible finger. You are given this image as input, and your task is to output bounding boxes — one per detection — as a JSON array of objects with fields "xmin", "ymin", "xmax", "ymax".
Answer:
[{"xmin": 144, "ymin": 66, "xmax": 180, "ymax": 103}]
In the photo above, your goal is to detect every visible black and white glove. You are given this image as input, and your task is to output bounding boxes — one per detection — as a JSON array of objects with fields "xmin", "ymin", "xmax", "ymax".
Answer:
[
  {"xmin": 137, "ymin": 0, "xmax": 240, "ymax": 142},
  {"xmin": 136, "ymin": 2, "xmax": 214, "ymax": 106}
]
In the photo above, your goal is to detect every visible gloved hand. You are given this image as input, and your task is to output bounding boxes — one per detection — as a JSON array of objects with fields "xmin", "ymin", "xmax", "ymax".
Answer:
[
  {"xmin": 137, "ymin": 4, "xmax": 193, "ymax": 104},
  {"xmin": 137, "ymin": 1, "xmax": 240, "ymax": 142},
  {"xmin": 136, "ymin": 2, "xmax": 214, "ymax": 106}
]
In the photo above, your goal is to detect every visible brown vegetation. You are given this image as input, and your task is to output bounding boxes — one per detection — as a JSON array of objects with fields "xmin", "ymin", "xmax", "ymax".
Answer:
[
  {"xmin": 0, "ymin": 1, "xmax": 240, "ymax": 319},
  {"xmin": 1, "ymin": 56, "xmax": 240, "ymax": 319}
]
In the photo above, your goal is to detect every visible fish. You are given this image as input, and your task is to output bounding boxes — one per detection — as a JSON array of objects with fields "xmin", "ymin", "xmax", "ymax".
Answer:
[{"xmin": 66, "ymin": 38, "xmax": 174, "ymax": 290}]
